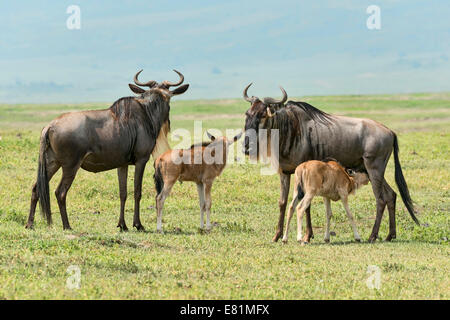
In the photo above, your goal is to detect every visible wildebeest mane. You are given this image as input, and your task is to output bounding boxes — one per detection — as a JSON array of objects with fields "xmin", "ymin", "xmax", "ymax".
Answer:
[
  {"xmin": 268, "ymin": 107, "xmax": 302, "ymax": 158},
  {"xmin": 109, "ymin": 95, "xmax": 169, "ymax": 139},
  {"xmin": 287, "ymin": 101, "xmax": 333, "ymax": 125}
]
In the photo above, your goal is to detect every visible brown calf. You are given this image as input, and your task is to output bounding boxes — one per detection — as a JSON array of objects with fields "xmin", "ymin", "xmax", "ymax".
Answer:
[
  {"xmin": 153, "ymin": 131, "xmax": 242, "ymax": 232},
  {"xmin": 282, "ymin": 160, "xmax": 370, "ymax": 244}
]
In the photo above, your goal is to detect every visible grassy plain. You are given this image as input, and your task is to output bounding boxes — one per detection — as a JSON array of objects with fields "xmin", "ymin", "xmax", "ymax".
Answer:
[{"xmin": 0, "ymin": 92, "xmax": 448, "ymax": 299}]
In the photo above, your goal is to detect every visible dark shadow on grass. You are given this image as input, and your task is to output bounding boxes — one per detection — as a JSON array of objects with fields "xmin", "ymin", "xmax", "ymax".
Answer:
[
  {"xmin": 144, "ymin": 229, "xmax": 196, "ymax": 236},
  {"xmin": 291, "ymin": 238, "xmax": 445, "ymax": 246}
]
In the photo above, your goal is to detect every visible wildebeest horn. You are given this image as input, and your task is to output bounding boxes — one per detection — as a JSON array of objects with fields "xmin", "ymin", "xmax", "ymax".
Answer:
[
  {"xmin": 134, "ymin": 69, "xmax": 157, "ymax": 88},
  {"xmin": 243, "ymin": 83, "xmax": 254, "ymax": 102},
  {"xmin": 263, "ymin": 86, "xmax": 288, "ymax": 105},
  {"xmin": 162, "ymin": 70, "xmax": 184, "ymax": 87},
  {"xmin": 266, "ymin": 107, "xmax": 274, "ymax": 118}
]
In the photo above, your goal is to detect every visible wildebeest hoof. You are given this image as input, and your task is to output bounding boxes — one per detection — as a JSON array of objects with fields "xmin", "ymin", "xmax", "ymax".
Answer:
[
  {"xmin": 324, "ymin": 239, "xmax": 330, "ymax": 243},
  {"xmin": 385, "ymin": 234, "xmax": 396, "ymax": 241},
  {"xmin": 134, "ymin": 224, "xmax": 145, "ymax": 231},
  {"xmin": 281, "ymin": 238, "xmax": 288, "ymax": 244},
  {"xmin": 368, "ymin": 235, "xmax": 377, "ymax": 243},
  {"xmin": 355, "ymin": 238, "xmax": 361, "ymax": 243},
  {"xmin": 300, "ymin": 241, "xmax": 309, "ymax": 246},
  {"xmin": 272, "ymin": 232, "xmax": 282, "ymax": 242},
  {"xmin": 25, "ymin": 223, "xmax": 34, "ymax": 229},
  {"xmin": 117, "ymin": 224, "xmax": 128, "ymax": 232}
]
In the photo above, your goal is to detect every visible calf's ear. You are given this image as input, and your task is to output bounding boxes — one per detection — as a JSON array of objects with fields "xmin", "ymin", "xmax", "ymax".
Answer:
[
  {"xmin": 233, "ymin": 131, "xmax": 243, "ymax": 142},
  {"xmin": 129, "ymin": 84, "xmax": 146, "ymax": 94},
  {"xmin": 206, "ymin": 131, "xmax": 216, "ymax": 141},
  {"xmin": 346, "ymin": 168, "xmax": 355, "ymax": 176}
]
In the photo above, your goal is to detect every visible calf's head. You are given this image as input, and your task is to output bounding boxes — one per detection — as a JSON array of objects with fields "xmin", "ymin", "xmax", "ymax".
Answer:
[
  {"xmin": 346, "ymin": 169, "xmax": 370, "ymax": 190},
  {"xmin": 203, "ymin": 131, "xmax": 243, "ymax": 164}
]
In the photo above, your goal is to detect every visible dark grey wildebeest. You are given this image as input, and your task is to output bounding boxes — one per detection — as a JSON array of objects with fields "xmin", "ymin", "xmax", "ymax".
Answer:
[
  {"xmin": 242, "ymin": 84, "xmax": 420, "ymax": 243},
  {"xmin": 26, "ymin": 70, "xmax": 189, "ymax": 231}
]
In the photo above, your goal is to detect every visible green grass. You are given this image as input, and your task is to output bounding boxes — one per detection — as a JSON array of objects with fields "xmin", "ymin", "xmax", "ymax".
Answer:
[{"xmin": 0, "ymin": 92, "xmax": 449, "ymax": 299}]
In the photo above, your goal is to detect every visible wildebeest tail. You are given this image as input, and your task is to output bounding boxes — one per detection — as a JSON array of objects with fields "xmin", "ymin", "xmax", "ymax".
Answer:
[
  {"xmin": 153, "ymin": 163, "xmax": 164, "ymax": 195},
  {"xmin": 37, "ymin": 126, "xmax": 52, "ymax": 225},
  {"xmin": 393, "ymin": 134, "xmax": 420, "ymax": 225}
]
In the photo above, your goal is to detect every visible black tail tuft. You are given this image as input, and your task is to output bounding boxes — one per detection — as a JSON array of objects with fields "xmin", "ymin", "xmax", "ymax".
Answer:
[
  {"xmin": 153, "ymin": 164, "xmax": 164, "ymax": 195},
  {"xmin": 37, "ymin": 127, "xmax": 52, "ymax": 225},
  {"xmin": 393, "ymin": 134, "xmax": 420, "ymax": 225},
  {"xmin": 296, "ymin": 183, "xmax": 305, "ymax": 201}
]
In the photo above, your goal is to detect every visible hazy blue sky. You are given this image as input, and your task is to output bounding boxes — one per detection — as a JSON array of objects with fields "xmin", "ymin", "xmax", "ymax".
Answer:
[{"xmin": 0, "ymin": 0, "xmax": 449, "ymax": 103}]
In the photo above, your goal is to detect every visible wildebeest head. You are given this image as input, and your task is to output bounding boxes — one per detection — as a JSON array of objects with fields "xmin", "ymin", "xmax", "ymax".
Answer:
[
  {"xmin": 126, "ymin": 69, "xmax": 189, "ymax": 159},
  {"xmin": 242, "ymin": 83, "xmax": 287, "ymax": 156},
  {"xmin": 128, "ymin": 69, "xmax": 190, "ymax": 100}
]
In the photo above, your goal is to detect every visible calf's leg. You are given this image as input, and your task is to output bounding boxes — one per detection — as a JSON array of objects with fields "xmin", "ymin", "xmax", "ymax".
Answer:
[
  {"xmin": 323, "ymin": 197, "xmax": 332, "ymax": 243},
  {"xmin": 155, "ymin": 179, "xmax": 175, "ymax": 233},
  {"xmin": 196, "ymin": 183, "xmax": 206, "ymax": 229},
  {"xmin": 282, "ymin": 188, "xmax": 299, "ymax": 243},
  {"xmin": 297, "ymin": 195, "xmax": 314, "ymax": 244},
  {"xmin": 341, "ymin": 196, "xmax": 361, "ymax": 242},
  {"xmin": 204, "ymin": 181, "xmax": 213, "ymax": 230}
]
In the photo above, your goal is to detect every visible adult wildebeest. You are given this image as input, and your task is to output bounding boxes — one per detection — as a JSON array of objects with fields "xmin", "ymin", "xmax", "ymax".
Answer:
[
  {"xmin": 153, "ymin": 131, "xmax": 242, "ymax": 232},
  {"xmin": 26, "ymin": 70, "xmax": 189, "ymax": 231},
  {"xmin": 282, "ymin": 160, "xmax": 370, "ymax": 243},
  {"xmin": 242, "ymin": 84, "xmax": 420, "ymax": 243}
]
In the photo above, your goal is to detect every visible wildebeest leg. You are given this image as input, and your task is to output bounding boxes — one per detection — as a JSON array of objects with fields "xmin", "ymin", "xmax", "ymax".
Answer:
[
  {"xmin": 26, "ymin": 160, "xmax": 61, "ymax": 229},
  {"xmin": 196, "ymin": 183, "xmax": 205, "ymax": 229},
  {"xmin": 117, "ymin": 166, "xmax": 128, "ymax": 231},
  {"xmin": 132, "ymin": 160, "xmax": 147, "ymax": 231},
  {"xmin": 341, "ymin": 196, "xmax": 361, "ymax": 242},
  {"xmin": 55, "ymin": 165, "xmax": 80, "ymax": 230},
  {"xmin": 364, "ymin": 157, "xmax": 388, "ymax": 243},
  {"xmin": 302, "ymin": 206, "xmax": 314, "ymax": 243},
  {"xmin": 323, "ymin": 197, "xmax": 332, "ymax": 243},
  {"xmin": 297, "ymin": 195, "xmax": 313, "ymax": 244},
  {"xmin": 204, "ymin": 181, "xmax": 213, "ymax": 230},
  {"xmin": 155, "ymin": 179, "xmax": 175, "ymax": 233},
  {"xmin": 273, "ymin": 173, "xmax": 291, "ymax": 242},
  {"xmin": 383, "ymin": 179, "xmax": 397, "ymax": 241},
  {"xmin": 282, "ymin": 188, "xmax": 299, "ymax": 243}
]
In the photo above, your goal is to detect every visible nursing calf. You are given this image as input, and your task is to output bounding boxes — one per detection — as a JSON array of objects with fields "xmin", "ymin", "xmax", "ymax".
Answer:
[
  {"xmin": 153, "ymin": 131, "xmax": 242, "ymax": 232},
  {"xmin": 282, "ymin": 160, "xmax": 370, "ymax": 244}
]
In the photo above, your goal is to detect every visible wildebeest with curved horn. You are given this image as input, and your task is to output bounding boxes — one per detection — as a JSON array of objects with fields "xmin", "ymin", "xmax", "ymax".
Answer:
[
  {"xmin": 26, "ymin": 70, "xmax": 189, "ymax": 231},
  {"xmin": 242, "ymin": 83, "xmax": 420, "ymax": 243}
]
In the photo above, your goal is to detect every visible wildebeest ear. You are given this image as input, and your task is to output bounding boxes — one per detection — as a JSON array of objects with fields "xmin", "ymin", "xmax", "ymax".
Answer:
[
  {"xmin": 129, "ymin": 84, "xmax": 146, "ymax": 94},
  {"xmin": 170, "ymin": 84, "xmax": 189, "ymax": 96},
  {"xmin": 206, "ymin": 131, "xmax": 216, "ymax": 141}
]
